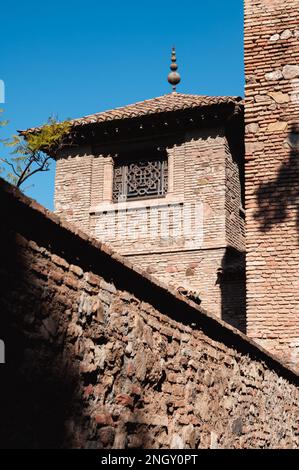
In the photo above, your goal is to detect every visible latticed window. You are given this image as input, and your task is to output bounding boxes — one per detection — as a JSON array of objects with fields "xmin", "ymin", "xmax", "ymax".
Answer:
[{"xmin": 113, "ymin": 153, "xmax": 168, "ymax": 202}]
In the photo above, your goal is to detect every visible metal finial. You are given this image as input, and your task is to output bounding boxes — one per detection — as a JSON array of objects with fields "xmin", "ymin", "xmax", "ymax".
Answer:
[{"xmin": 167, "ymin": 46, "xmax": 181, "ymax": 92}]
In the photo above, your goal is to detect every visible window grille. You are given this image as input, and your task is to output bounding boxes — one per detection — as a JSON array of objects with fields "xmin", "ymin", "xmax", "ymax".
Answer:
[{"xmin": 113, "ymin": 155, "xmax": 168, "ymax": 202}]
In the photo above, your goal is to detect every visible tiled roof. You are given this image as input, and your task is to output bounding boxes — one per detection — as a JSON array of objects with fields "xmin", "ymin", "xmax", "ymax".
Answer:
[
  {"xmin": 70, "ymin": 93, "xmax": 242, "ymax": 127},
  {"xmin": 22, "ymin": 93, "xmax": 242, "ymax": 134}
]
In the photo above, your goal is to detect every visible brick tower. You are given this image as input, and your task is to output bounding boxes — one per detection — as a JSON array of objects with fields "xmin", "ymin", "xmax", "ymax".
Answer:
[
  {"xmin": 245, "ymin": 0, "xmax": 299, "ymax": 368},
  {"xmin": 52, "ymin": 90, "xmax": 245, "ymax": 330}
]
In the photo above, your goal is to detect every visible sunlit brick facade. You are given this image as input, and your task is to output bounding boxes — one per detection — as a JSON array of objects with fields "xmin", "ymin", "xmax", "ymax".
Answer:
[
  {"xmin": 245, "ymin": 0, "xmax": 299, "ymax": 368},
  {"xmin": 54, "ymin": 94, "xmax": 246, "ymax": 329}
]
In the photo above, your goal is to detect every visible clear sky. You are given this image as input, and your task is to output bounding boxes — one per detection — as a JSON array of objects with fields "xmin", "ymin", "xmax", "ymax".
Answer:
[{"xmin": 1, "ymin": 0, "xmax": 244, "ymax": 210}]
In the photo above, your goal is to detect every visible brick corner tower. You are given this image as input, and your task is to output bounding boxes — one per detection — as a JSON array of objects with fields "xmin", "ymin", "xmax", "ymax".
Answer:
[{"xmin": 245, "ymin": 0, "xmax": 299, "ymax": 369}]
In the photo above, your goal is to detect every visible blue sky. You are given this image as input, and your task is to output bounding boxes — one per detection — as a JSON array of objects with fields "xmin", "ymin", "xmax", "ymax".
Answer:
[{"xmin": 1, "ymin": 0, "xmax": 244, "ymax": 210}]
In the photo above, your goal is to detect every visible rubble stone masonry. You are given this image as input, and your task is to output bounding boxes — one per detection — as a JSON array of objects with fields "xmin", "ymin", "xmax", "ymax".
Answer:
[
  {"xmin": 0, "ymin": 179, "xmax": 298, "ymax": 449},
  {"xmin": 245, "ymin": 0, "xmax": 299, "ymax": 368}
]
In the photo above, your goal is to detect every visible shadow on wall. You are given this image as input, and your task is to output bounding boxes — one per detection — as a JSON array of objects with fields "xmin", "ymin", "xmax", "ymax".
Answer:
[
  {"xmin": 217, "ymin": 248, "xmax": 246, "ymax": 334},
  {"xmin": 0, "ymin": 230, "xmax": 78, "ymax": 448},
  {"xmin": 0, "ymin": 228, "xmax": 154, "ymax": 449},
  {"xmin": 215, "ymin": 114, "xmax": 246, "ymax": 334},
  {"xmin": 254, "ymin": 124, "xmax": 299, "ymax": 239}
]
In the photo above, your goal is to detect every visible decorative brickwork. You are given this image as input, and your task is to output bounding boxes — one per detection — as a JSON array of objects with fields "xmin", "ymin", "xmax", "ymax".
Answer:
[
  {"xmin": 0, "ymin": 179, "xmax": 298, "ymax": 449},
  {"xmin": 245, "ymin": 0, "xmax": 299, "ymax": 368}
]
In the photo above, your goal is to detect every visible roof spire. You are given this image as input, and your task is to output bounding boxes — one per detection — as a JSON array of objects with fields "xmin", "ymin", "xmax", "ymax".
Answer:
[{"xmin": 167, "ymin": 46, "xmax": 181, "ymax": 93}]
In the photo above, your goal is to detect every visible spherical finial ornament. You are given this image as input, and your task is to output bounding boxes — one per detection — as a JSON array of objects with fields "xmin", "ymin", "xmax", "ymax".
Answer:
[{"xmin": 167, "ymin": 46, "xmax": 181, "ymax": 92}]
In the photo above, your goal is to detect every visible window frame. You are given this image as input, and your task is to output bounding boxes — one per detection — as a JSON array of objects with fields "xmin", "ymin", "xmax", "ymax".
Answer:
[{"xmin": 112, "ymin": 151, "xmax": 168, "ymax": 203}]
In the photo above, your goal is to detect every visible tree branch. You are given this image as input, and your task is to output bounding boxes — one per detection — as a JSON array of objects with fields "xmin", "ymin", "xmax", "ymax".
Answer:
[
  {"xmin": 0, "ymin": 158, "xmax": 21, "ymax": 178},
  {"xmin": 17, "ymin": 155, "xmax": 52, "ymax": 186},
  {"xmin": 17, "ymin": 155, "xmax": 37, "ymax": 187}
]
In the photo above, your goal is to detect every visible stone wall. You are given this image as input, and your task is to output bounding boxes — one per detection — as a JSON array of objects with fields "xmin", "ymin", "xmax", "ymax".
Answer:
[
  {"xmin": 55, "ymin": 124, "xmax": 245, "ymax": 327},
  {"xmin": 244, "ymin": 0, "xmax": 299, "ymax": 368},
  {"xmin": 0, "ymin": 178, "xmax": 298, "ymax": 449}
]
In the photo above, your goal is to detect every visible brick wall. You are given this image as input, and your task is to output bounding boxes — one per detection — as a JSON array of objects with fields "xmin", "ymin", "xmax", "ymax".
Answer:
[
  {"xmin": 55, "ymin": 123, "xmax": 245, "ymax": 327},
  {"xmin": 55, "ymin": 145, "xmax": 93, "ymax": 232},
  {"xmin": 128, "ymin": 248, "xmax": 246, "ymax": 332},
  {"xmin": 245, "ymin": 0, "xmax": 299, "ymax": 368},
  {"xmin": 0, "ymin": 179, "xmax": 298, "ymax": 449},
  {"xmin": 225, "ymin": 140, "xmax": 245, "ymax": 252}
]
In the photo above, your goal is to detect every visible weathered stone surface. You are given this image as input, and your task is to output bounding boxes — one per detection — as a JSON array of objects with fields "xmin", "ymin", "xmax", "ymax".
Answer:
[
  {"xmin": 246, "ymin": 123, "xmax": 260, "ymax": 134},
  {"xmin": 232, "ymin": 418, "xmax": 243, "ymax": 436},
  {"xmin": 269, "ymin": 33, "xmax": 280, "ymax": 41},
  {"xmin": 245, "ymin": 141, "xmax": 265, "ymax": 154},
  {"xmin": 70, "ymin": 264, "xmax": 84, "ymax": 278},
  {"xmin": 268, "ymin": 92, "xmax": 290, "ymax": 104},
  {"xmin": 98, "ymin": 427, "xmax": 115, "ymax": 447},
  {"xmin": 115, "ymin": 394, "xmax": 134, "ymax": 407},
  {"xmin": 0, "ymin": 177, "xmax": 298, "ymax": 449},
  {"xmin": 280, "ymin": 29, "xmax": 292, "ymax": 40},
  {"xmin": 170, "ymin": 434, "xmax": 185, "ymax": 449},
  {"xmin": 267, "ymin": 121, "xmax": 288, "ymax": 132},
  {"xmin": 95, "ymin": 413, "xmax": 113, "ymax": 426},
  {"xmin": 254, "ymin": 94, "xmax": 272, "ymax": 103},
  {"xmin": 210, "ymin": 431, "xmax": 218, "ymax": 449},
  {"xmin": 265, "ymin": 70, "xmax": 283, "ymax": 81},
  {"xmin": 282, "ymin": 65, "xmax": 299, "ymax": 80}
]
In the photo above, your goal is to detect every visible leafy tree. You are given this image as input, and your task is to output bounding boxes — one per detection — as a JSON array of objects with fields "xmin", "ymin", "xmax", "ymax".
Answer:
[
  {"xmin": 1, "ymin": 113, "xmax": 71, "ymax": 188},
  {"xmin": 0, "ymin": 109, "xmax": 9, "ymax": 177},
  {"xmin": 0, "ymin": 109, "xmax": 8, "ymax": 128}
]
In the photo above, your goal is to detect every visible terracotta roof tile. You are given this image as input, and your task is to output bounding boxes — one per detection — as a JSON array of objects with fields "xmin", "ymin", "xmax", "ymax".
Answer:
[
  {"xmin": 22, "ymin": 92, "xmax": 242, "ymax": 134},
  {"xmin": 71, "ymin": 93, "xmax": 242, "ymax": 126}
]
